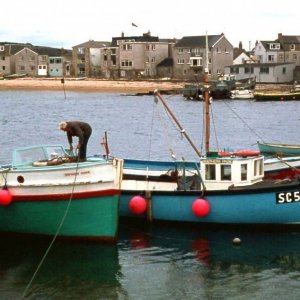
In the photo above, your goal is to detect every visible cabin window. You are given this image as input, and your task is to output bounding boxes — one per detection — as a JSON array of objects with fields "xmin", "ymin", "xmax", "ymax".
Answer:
[
  {"xmin": 205, "ymin": 164, "xmax": 216, "ymax": 180},
  {"xmin": 221, "ymin": 165, "xmax": 231, "ymax": 181},
  {"xmin": 254, "ymin": 159, "xmax": 263, "ymax": 176},
  {"xmin": 241, "ymin": 164, "xmax": 247, "ymax": 181}
]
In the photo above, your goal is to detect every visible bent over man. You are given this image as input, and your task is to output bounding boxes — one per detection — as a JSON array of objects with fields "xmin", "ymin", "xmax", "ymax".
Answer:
[{"xmin": 58, "ymin": 121, "xmax": 92, "ymax": 161}]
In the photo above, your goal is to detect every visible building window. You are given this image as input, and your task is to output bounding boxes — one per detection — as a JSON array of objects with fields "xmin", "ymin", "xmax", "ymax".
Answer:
[
  {"xmin": 260, "ymin": 67, "xmax": 269, "ymax": 74},
  {"xmin": 245, "ymin": 66, "xmax": 254, "ymax": 74},
  {"xmin": 122, "ymin": 44, "xmax": 132, "ymax": 51},
  {"xmin": 278, "ymin": 54, "xmax": 284, "ymax": 61},
  {"xmin": 270, "ymin": 43, "xmax": 280, "ymax": 50},
  {"xmin": 2, "ymin": 66, "xmax": 5, "ymax": 71},
  {"xmin": 194, "ymin": 48, "xmax": 202, "ymax": 56},
  {"xmin": 230, "ymin": 67, "xmax": 239, "ymax": 74},
  {"xmin": 290, "ymin": 44, "xmax": 295, "ymax": 51},
  {"xmin": 177, "ymin": 58, "xmax": 185, "ymax": 64},
  {"xmin": 178, "ymin": 48, "xmax": 183, "ymax": 54},
  {"xmin": 121, "ymin": 60, "xmax": 133, "ymax": 67},
  {"xmin": 78, "ymin": 47, "xmax": 84, "ymax": 54},
  {"xmin": 0, "ymin": 46, "xmax": 4, "ymax": 51},
  {"xmin": 190, "ymin": 58, "xmax": 202, "ymax": 66},
  {"xmin": 151, "ymin": 44, "xmax": 156, "ymax": 51},
  {"xmin": 151, "ymin": 57, "xmax": 156, "ymax": 63},
  {"xmin": 282, "ymin": 67, "xmax": 286, "ymax": 74},
  {"xmin": 268, "ymin": 55, "xmax": 274, "ymax": 62},
  {"xmin": 293, "ymin": 53, "xmax": 297, "ymax": 61}
]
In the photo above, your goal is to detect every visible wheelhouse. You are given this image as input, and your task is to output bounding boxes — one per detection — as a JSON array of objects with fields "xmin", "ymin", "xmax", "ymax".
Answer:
[{"xmin": 200, "ymin": 153, "xmax": 264, "ymax": 190}]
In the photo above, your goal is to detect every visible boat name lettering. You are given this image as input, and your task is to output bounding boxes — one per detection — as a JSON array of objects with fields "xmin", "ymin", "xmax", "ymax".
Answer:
[
  {"xmin": 202, "ymin": 159, "xmax": 232, "ymax": 164},
  {"xmin": 276, "ymin": 191, "xmax": 300, "ymax": 204},
  {"xmin": 64, "ymin": 171, "xmax": 90, "ymax": 176}
]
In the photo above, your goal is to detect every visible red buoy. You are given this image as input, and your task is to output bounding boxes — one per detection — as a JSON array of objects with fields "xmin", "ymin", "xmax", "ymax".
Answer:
[
  {"xmin": 129, "ymin": 196, "xmax": 147, "ymax": 215},
  {"xmin": 192, "ymin": 198, "xmax": 210, "ymax": 217},
  {"xmin": 0, "ymin": 189, "xmax": 12, "ymax": 206}
]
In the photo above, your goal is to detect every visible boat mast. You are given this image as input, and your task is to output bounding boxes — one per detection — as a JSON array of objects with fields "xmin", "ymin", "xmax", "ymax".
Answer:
[
  {"xmin": 154, "ymin": 91, "xmax": 202, "ymax": 158},
  {"xmin": 204, "ymin": 32, "xmax": 210, "ymax": 153}
]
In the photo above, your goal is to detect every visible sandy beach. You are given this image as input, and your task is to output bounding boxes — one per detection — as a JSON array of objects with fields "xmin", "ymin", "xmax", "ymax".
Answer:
[
  {"xmin": 0, "ymin": 78, "xmax": 185, "ymax": 93},
  {"xmin": 0, "ymin": 77, "xmax": 293, "ymax": 94}
]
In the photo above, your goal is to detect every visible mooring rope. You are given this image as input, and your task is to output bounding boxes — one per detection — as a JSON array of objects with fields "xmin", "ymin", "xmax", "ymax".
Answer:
[
  {"xmin": 274, "ymin": 155, "xmax": 300, "ymax": 175},
  {"xmin": 21, "ymin": 155, "xmax": 80, "ymax": 299}
]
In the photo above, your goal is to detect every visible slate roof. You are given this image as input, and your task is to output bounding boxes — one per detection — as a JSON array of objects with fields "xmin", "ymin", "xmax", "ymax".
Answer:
[
  {"xmin": 277, "ymin": 35, "xmax": 300, "ymax": 44},
  {"xmin": 174, "ymin": 35, "xmax": 224, "ymax": 48},
  {"xmin": 73, "ymin": 40, "xmax": 111, "ymax": 48}
]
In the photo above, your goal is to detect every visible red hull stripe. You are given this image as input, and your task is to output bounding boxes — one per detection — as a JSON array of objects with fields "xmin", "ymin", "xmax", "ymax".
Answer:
[{"xmin": 11, "ymin": 189, "xmax": 121, "ymax": 202}]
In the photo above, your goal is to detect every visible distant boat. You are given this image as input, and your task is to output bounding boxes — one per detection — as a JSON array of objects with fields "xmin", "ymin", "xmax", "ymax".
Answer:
[
  {"xmin": 183, "ymin": 75, "xmax": 256, "ymax": 100},
  {"xmin": 258, "ymin": 141, "xmax": 300, "ymax": 156},
  {"xmin": 230, "ymin": 89, "xmax": 254, "ymax": 100},
  {"xmin": 254, "ymin": 91, "xmax": 300, "ymax": 101},
  {"xmin": 3, "ymin": 73, "xmax": 27, "ymax": 80}
]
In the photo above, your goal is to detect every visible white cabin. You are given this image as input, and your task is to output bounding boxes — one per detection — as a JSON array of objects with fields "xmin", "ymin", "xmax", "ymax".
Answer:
[{"xmin": 199, "ymin": 154, "xmax": 264, "ymax": 190}]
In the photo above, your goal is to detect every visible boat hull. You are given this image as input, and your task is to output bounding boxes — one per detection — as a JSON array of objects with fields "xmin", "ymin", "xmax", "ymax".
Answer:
[
  {"xmin": 258, "ymin": 141, "xmax": 300, "ymax": 156},
  {"xmin": 0, "ymin": 192, "xmax": 120, "ymax": 241},
  {"xmin": 121, "ymin": 182, "xmax": 300, "ymax": 225},
  {"xmin": 254, "ymin": 91, "xmax": 300, "ymax": 101}
]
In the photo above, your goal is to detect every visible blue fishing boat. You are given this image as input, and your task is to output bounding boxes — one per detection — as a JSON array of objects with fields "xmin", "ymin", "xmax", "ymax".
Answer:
[
  {"xmin": 0, "ymin": 145, "xmax": 123, "ymax": 241},
  {"xmin": 120, "ymin": 78, "xmax": 300, "ymax": 226}
]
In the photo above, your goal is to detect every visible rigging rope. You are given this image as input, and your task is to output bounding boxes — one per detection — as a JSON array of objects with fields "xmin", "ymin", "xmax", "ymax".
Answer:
[
  {"xmin": 21, "ymin": 156, "xmax": 80, "ymax": 299},
  {"xmin": 221, "ymin": 100, "xmax": 264, "ymax": 141}
]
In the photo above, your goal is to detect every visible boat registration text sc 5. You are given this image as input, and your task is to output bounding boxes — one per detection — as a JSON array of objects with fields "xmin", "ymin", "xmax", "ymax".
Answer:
[{"xmin": 276, "ymin": 191, "xmax": 300, "ymax": 204}]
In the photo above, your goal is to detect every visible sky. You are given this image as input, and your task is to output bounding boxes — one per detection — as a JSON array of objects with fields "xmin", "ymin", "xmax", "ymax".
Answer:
[{"xmin": 1, "ymin": 0, "xmax": 299, "ymax": 50}]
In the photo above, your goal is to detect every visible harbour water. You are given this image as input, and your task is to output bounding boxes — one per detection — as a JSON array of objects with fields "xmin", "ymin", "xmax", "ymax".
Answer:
[{"xmin": 1, "ymin": 90, "xmax": 300, "ymax": 299}]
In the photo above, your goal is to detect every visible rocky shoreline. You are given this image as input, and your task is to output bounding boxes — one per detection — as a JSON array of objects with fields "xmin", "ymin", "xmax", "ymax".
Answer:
[{"xmin": 0, "ymin": 77, "xmax": 294, "ymax": 93}]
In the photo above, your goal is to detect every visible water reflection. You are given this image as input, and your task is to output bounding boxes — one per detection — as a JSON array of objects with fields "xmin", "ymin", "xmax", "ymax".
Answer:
[
  {"xmin": 0, "ymin": 234, "xmax": 122, "ymax": 299},
  {"xmin": 118, "ymin": 221, "xmax": 300, "ymax": 299}
]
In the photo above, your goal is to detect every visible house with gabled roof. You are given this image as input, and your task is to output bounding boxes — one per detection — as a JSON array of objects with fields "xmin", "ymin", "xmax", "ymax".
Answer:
[
  {"xmin": 172, "ymin": 34, "xmax": 234, "ymax": 80},
  {"xmin": 276, "ymin": 33, "xmax": 300, "ymax": 81},
  {"xmin": 32, "ymin": 46, "xmax": 72, "ymax": 77},
  {"xmin": 13, "ymin": 45, "xmax": 72, "ymax": 77},
  {"xmin": 0, "ymin": 42, "xmax": 33, "ymax": 76},
  {"xmin": 252, "ymin": 34, "xmax": 300, "ymax": 82},
  {"xmin": 0, "ymin": 42, "xmax": 72, "ymax": 77}
]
